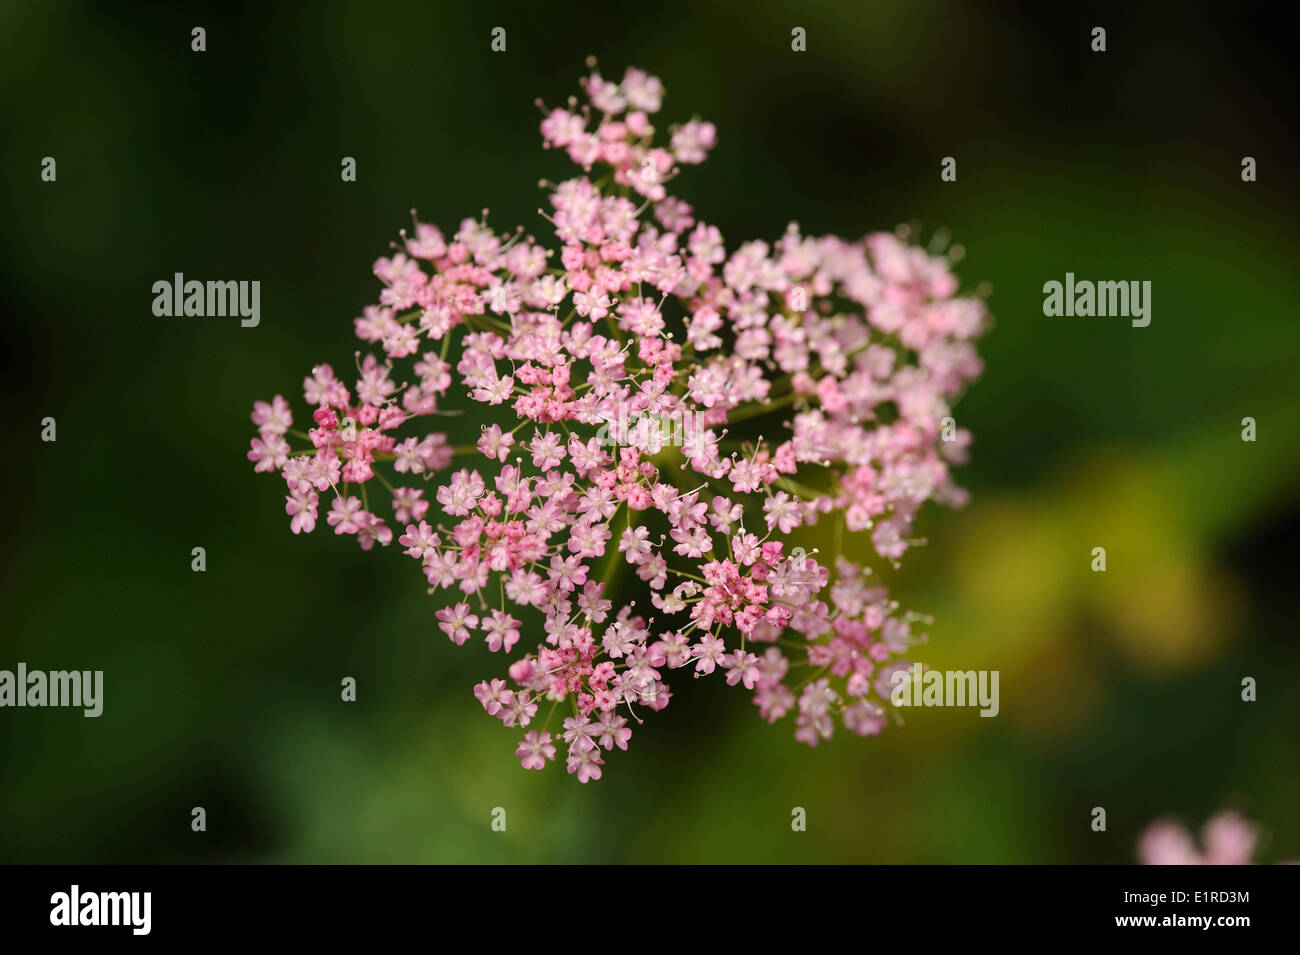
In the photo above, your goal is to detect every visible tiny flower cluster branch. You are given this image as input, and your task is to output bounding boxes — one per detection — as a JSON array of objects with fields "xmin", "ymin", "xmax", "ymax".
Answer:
[{"xmin": 248, "ymin": 63, "xmax": 988, "ymax": 781}]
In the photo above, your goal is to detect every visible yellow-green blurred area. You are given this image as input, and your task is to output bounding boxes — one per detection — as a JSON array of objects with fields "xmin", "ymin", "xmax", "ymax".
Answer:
[{"xmin": 3, "ymin": 1, "xmax": 1297, "ymax": 863}]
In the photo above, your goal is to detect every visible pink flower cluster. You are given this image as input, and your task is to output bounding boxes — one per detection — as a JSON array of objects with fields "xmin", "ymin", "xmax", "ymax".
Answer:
[{"xmin": 249, "ymin": 63, "xmax": 988, "ymax": 781}]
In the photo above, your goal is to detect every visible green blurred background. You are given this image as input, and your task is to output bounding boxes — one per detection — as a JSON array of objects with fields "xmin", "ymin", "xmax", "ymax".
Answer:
[{"xmin": 3, "ymin": 0, "xmax": 1298, "ymax": 863}]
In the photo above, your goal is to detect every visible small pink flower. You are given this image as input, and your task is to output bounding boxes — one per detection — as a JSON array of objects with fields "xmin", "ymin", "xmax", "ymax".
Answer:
[
  {"xmin": 516, "ymin": 731, "xmax": 556, "ymax": 770},
  {"xmin": 722, "ymin": 650, "xmax": 760, "ymax": 690},
  {"xmin": 565, "ymin": 746, "xmax": 604, "ymax": 784},
  {"xmin": 285, "ymin": 488, "xmax": 318, "ymax": 535},
  {"xmin": 437, "ymin": 603, "xmax": 479, "ymax": 646}
]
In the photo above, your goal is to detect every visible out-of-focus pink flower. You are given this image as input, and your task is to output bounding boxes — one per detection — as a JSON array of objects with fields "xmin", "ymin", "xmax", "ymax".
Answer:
[{"xmin": 1139, "ymin": 811, "xmax": 1294, "ymax": 865}]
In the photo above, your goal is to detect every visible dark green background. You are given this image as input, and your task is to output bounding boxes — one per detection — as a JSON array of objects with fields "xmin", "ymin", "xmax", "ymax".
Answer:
[{"xmin": 3, "ymin": 1, "xmax": 1297, "ymax": 863}]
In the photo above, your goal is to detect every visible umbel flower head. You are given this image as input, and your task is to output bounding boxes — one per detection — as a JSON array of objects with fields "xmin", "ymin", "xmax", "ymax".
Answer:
[{"xmin": 248, "ymin": 61, "xmax": 989, "ymax": 781}]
